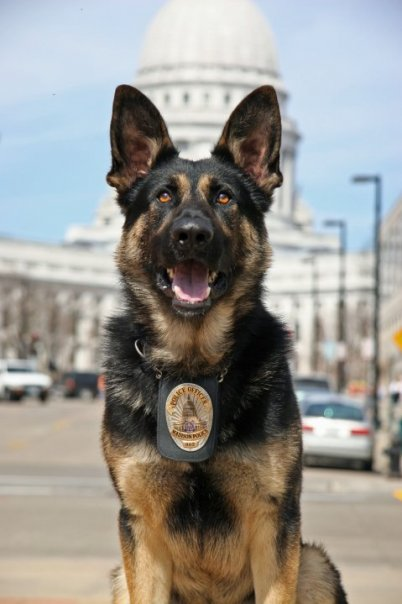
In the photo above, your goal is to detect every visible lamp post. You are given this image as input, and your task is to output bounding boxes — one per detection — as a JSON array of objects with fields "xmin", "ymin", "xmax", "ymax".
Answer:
[
  {"xmin": 303, "ymin": 256, "xmax": 320, "ymax": 373},
  {"xmin": 351, "ymin": 174, "xmax": 382, "ymax": 428},
  {"xmin": 323, "ymin": 219, "xmax": 347, "ymax": 392}
]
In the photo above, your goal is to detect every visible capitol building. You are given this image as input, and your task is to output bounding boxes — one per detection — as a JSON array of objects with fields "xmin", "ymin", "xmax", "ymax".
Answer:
[{"xmin": 0, "ymin": 0, "xmax": 381, "ymax": 388}]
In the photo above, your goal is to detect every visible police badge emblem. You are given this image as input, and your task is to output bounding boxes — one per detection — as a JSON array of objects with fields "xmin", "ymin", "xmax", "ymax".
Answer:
[
  {"xmin": 166, "ymin": 383, "xmax": 212, "ymax": 451},
  {"xmin": 157, "ymin": 376, "xmax": 219, "ymax": 461}
]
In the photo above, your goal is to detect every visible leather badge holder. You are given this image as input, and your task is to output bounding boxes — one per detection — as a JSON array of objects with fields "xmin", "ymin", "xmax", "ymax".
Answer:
[{"xmin": 157, "ymin": 376, "xmax": 220, "ymax": 462}]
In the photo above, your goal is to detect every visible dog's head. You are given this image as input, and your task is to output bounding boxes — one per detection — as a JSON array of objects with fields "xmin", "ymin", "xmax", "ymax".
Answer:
[{"xmin": 107, "ymin": 85, "xmax": 282, "ymax": 326}]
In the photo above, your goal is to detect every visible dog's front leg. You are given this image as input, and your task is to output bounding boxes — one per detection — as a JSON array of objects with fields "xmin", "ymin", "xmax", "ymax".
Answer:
[
  {"xmin": 118, "ymin": 508, "xmax": 173, "ymax": 604},
  {"xmin": 250, "ymin": 515, "xmax": 300, "ymax": 604}
]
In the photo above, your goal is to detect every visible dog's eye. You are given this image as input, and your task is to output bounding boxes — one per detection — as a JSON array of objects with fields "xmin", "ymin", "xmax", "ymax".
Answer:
[
  {"xmin": 157, "ymin": 191, "xmax": 173, "ymax": 203},
  {"xmin": 216, "ymin": 191, "xmax": 231, "ymax": 205}
]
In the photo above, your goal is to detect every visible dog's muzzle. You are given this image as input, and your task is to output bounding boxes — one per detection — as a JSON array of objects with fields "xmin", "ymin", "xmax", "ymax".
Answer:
[
  {"xmin": 170, "ymin": 212, "xmax": 214, "ymax": 256},
  {"xmin": 155, "ymin": 212, "xmax": 229, "ymax": 315}
]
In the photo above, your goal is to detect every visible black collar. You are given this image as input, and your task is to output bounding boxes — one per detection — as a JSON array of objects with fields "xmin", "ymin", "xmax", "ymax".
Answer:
[{"xmin": 134, "ymin": 338, "xmax": 228, "ymax": 383}]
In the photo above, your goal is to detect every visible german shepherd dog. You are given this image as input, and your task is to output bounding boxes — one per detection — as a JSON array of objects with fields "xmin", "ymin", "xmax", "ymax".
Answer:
[{"xmin": 102, "ymin": 84, "xmax": 348, "ymax": 604}]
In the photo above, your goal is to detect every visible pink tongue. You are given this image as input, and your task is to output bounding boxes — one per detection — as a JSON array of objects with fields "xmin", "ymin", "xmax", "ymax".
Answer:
[{"xmin": 172, "ymin": 261, "xmax": 210, "ymax": 303}]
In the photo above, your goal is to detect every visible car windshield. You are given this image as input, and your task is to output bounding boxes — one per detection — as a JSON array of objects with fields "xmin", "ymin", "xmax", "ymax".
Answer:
[
  {"xmin": 7, "ymin": 366, "xmax": 34, "ymax": 373},
  {"xmin": 304, "ymin": 402, "xmax": 364, "ymax": 421},
  {"xmin": 294, "ymin": 379, "xmax": 329, "ymax": 391}
]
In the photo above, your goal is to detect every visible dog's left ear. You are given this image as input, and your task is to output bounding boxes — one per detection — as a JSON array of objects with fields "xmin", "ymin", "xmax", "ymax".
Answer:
[
  {"xmin": 213, "ymin": 86, "xmax": 282, "ymax": 198},
  {"xmin": 107, "ymin": 85, "xmax": 177, "ymax": 196}
]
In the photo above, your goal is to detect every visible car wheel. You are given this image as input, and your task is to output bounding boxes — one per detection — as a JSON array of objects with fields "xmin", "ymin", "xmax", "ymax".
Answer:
[
  {"xmin": 39, "ymin": 391, "xmax": 49, "ymax": 404},
  {"xmin": 362, "ymin": 459, "xmax": 373, "ymax": 472},
  {"xmin": 6, "ymin": 389, "xmax": 22, "ymax": 402}
]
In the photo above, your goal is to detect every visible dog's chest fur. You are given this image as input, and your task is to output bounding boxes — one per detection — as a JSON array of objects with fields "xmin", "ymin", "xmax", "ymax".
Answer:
[
  {"xmin": 102, "ymin": 308, "xmax": 301, "ymax": 602},
  {"xmin": 105, "ymin": 435, "xmax": 299, "ymax": 603}
]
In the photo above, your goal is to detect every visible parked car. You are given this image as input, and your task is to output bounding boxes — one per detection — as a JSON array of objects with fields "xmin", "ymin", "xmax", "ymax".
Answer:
[
  {"xmin": 61, "ymin": 371, "xmax": 99, "ymax": 399},
  {"xmin": 293, "ymin": 374, "xmax": 331, "ymax": 404},
  {"xmin": 0, "ymin": 359, "xmax": 52, "ymax": 402},
  {"xmin": 301, "ymin": 393, "xmax": 373, "ymax": 470}
]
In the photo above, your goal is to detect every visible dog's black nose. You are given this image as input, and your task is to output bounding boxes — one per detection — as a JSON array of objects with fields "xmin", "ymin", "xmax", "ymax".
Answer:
[{"xmin": 171, "ymin": 214, "xmax": 213, "ymax": 252}]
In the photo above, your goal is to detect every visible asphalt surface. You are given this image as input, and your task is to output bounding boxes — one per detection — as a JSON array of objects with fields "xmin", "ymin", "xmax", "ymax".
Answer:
[{"xmin": 0, "ymin": 397, "xmax": 401, "ymax": 603}]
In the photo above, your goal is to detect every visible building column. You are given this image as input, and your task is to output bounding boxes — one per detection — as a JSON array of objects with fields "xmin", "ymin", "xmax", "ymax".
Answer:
[{"xmin": 280, "ymin": 149, "xmax": 295, "ymax": 220}]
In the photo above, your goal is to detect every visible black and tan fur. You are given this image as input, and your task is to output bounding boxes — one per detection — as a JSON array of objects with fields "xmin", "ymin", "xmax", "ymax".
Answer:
[{"xmin": 102, "ymin": 84, "xmax": 348, "ymax": 603}]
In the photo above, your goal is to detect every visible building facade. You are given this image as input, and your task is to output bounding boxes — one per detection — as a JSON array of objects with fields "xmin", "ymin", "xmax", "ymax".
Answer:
[
  {"xmin": 0, "ymin": 0, "xmax": 377, "ymax": 389},
  {"xmin": 0, "ymin": 237, "xmax": 117, "ymax": 372},
  {"xmin": 380, "ymin": 195, "xmax": 402, "ymax": 381}
]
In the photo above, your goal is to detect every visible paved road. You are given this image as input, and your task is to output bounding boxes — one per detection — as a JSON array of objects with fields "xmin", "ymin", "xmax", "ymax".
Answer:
[{"xmin": 0, "ymin": 397, "xmax": 401, "ymax": 603}]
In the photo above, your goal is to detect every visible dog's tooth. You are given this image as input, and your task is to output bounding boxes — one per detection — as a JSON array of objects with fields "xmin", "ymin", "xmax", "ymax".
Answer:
[
  {"xmin": 167, "ymin": 268, "xmax": 174, "ymax": 281},
  {"xmin": 208, "ymin": 271, "xmax": 217, "ymax": 285}
]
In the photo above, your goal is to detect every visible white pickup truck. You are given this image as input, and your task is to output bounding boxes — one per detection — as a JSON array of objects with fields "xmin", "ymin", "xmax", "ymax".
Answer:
[{"xmin": 0, "ymin": 359, "xmax": 52, "ymax": 402}]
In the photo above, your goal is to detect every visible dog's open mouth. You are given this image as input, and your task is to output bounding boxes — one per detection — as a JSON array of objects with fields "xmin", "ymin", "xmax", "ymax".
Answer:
[{"xmin": 157, "ymin": 260, "xmax": 227, "ymax": 312}]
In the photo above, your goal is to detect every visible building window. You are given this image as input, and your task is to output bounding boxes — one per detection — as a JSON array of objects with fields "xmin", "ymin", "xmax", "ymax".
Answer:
[
  {"xmin": 183, "ymin": 92, "xmax": 190, "ymax": 105},
  {"xmin": 224, "ymin": 92, "xmax": 231, "ymax": 105},
  {"xmin": 164, "ymin": 93, "xmax": 170, "ymax": 105}
]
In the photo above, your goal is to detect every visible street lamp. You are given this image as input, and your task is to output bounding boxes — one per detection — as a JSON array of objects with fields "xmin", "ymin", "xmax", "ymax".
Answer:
[
  {"xmin": 351, "ymin": 174, "xmax": 382, "ymax": 428},
  {"xmin": 323, "ymin": 219, "xmax": 347, "ymax": 392},
  {"xmin": 302, "ymin": 255, "xmax": 320, "ymax": 373}
]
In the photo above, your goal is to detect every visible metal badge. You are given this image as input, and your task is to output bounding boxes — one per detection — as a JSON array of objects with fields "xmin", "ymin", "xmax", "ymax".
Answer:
[
  {"xmin": 157, "ymin": 376, "xmax": 219, "ymax": 462},
  {"xmin": 165, "ymin": 383, "xmax": 213, "ymax": 452}
]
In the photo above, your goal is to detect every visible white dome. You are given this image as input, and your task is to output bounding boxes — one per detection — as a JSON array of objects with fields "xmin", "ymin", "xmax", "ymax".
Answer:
[
  {"xmin": 66, "ymin": 0, "xmax": 302, "ymax": 248},
  {"xmin": 135, "ymin": 0, "xmax": 289, "ymax": 163},
  {"xmin": 138, "ymin": 0, "xmax": 279, "ymax": 76}
]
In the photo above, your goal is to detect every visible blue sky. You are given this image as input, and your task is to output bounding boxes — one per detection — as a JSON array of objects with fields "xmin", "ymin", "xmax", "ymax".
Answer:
[{"xmin": 1, "ymin": 0, "xmax": 401, "ymax": 250}]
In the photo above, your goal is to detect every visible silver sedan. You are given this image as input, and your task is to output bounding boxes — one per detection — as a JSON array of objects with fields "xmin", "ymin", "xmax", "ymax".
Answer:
[{"xmin": 301, "ymin": 393, "xmax": 374, "ymax": 470}]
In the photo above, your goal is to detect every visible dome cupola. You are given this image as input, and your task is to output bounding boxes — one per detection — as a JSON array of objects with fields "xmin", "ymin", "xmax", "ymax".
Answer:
[
  {"xmin": 135, "ymin": 0, "xmax": 293, "ymax": 160},
  {"xmin": 138, "ymin": 0, "xmax": 280, "ymax": 76}
]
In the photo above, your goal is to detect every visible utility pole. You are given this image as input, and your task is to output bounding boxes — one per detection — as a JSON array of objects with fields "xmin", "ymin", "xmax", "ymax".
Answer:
[
  {"xmin": 323, "ymin": 219, "xmax": 347, "ymax": 392},
  {"xmin": 303, "ymin": 256, "xmax": 320, "ymax": 373},
  {"xmin": 351, "ymin": 175, "xmax": 382, "ymax": 428}
]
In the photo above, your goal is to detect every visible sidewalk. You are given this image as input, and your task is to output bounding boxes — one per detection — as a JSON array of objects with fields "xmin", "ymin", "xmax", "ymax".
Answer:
[
  {"xmin": 0, "ymin": 600, "xmax": 85, "ymax": 604},
  {"xmin": 0, "ymin": 557, "xmax": 113, "ymax": 604},
  {"xmin": 1, "ymin": 469, "xmax": 401, "ymax": 604},
  {"xmin": 0, "ymin": 601, "xmax": 105, "ymax": 604},
  {"xmin": 303, "ymin": 466, "xmax": 402, "ymax": 496},
  {"xmin": 302, "ymin": 467, "xmax": 402, "ymax": 604}
]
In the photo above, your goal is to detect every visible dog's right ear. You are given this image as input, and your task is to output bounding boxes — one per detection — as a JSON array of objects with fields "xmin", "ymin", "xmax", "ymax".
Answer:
[{"xmin": 106, "ymin": 85, "xmax": 177, "ymax": 198}]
